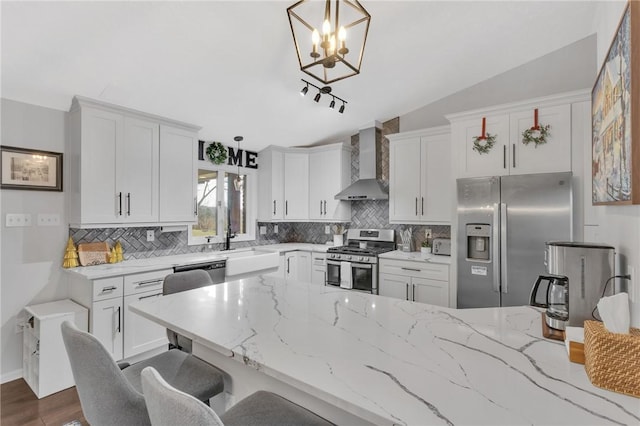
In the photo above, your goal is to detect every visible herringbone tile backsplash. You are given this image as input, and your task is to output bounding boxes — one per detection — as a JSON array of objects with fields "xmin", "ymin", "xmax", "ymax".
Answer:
[{"xmin": 70, "ymin": 116, "xmax": 450, "ymax": 259}]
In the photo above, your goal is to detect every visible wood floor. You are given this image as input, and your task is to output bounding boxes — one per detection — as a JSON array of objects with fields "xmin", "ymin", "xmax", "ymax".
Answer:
[{"xmin": 1, "ymin": 379, "xmax": 87, "ymax": 426}]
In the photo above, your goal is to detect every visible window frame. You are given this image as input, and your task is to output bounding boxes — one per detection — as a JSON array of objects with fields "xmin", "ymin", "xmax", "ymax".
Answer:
[{"xmin": 188, "ymin": 160, "xmax": 257, "ymax": 246}]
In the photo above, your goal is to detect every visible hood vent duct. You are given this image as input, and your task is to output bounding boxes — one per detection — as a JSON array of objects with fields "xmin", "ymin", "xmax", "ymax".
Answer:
[{"xmin": 335, "ymin": 124, "xmax": 388, "ymax": 200}]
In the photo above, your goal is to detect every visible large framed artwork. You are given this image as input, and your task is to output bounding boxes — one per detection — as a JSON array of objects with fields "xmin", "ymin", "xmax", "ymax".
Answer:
[
  {"xmin": 592, "ymin": 0, "xmax": 639, "ymax": 205},
  {"xmin": 0, "ymin": 146, "xmax": 63, "ymax": 192}
]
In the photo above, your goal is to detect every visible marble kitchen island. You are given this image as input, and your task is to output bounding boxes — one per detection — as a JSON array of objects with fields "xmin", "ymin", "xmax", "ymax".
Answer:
[{"xmin": 129, "ymin": 276, "xmax": 640, "ymax": 425}]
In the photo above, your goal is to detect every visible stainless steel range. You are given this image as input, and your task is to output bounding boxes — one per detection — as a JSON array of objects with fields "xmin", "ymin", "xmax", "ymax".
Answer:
[{"xmin": 326, "ymin": 229, "xmax": 395, "ymax": 294}]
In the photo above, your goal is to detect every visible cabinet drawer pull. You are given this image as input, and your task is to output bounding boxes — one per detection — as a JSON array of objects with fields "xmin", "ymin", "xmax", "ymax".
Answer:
[
  {"xmin": 101, "ymin": 286, "xmax": 118, "ymax": 293},
  {"xmin": 127, "ymin": 193, "xmax": 131, "ymax": 216},
  {"xmin": 401, "ymin": 267, "xmax": 421, "ymax": 272},
  {"xmin": 138, "ymin": 292, "xmax": 163, "ymax": 301},
  {"xmin": 135, "ymin": 279, "xmax": 163, "ymax": 288},
  {"xmin": 118, "ymin": 192, "xmax": 123, "ymax": 216}
]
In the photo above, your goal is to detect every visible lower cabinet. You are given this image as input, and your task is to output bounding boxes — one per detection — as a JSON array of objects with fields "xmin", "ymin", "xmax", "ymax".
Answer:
[
  {"xmin": 69, "ymin": 268, "xmax": 171, "ymax": 361},
  {"xmin": 379, "ymin": 259, "xmax": 449, "ymax": 307},
  {"xmin": 284, "ymin": 251, "xmax": 312, "ymax": 284},
  {"xmin": 311, "ymin": 253, "xmax": 326, "ymax": 285}
]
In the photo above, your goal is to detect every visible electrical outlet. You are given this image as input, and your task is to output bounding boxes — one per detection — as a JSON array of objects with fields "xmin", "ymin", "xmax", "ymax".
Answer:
[
  {"xmin": 274, "ymin": 224, "xmax": 278, "ymax": 233},
  {"xmin": 325, "ymin": 225, "xmax": 331, "ymax": 234},
  {"xmin": 146, "ymin": 230, "xmax": 155, "ymax": 242},
  {"xmin": 37, "ymin": 213, "xmax": 60, "ymax": 226},
  {"xmin": 259, "ymin": 226, "xmax": 267, "ymax": 235},
  {"xmin": 424, "ymin": 228, "xmax": 432, "ymax": 239}
]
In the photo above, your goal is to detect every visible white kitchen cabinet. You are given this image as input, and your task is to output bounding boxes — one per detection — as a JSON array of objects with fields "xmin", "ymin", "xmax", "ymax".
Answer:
[
  {"xmin": 297, "ymin": 251, "xmax": 312, "ymax": 283},
  {"xmin": 309, "ymin": 144, "xmax": 351, "ymax": 221},
  {"xmin": 68, "ymin": 96, "xmax": 200, "ymax": 227},
  {"xmin": 311, "ymin": 253, "xmax": 327, "ymax": 285},
  {"xmin": 258, "ymin": 149, "xmax": 285, "ymax": 220},
  {"xmin": 448, "ymin": 95, "xmax": 576, "ymax": 178},
  {"xmin": 284, "ymin": 252, "xmax": 298, "ymax": 282},
  {"xmin": 68, "ymin": 269, "xmax": 171, "ymax": 361},
  {"xmin": 379, "ymin": 258, "xmax": 449, "ymax": 307},
  {"xmin": 281, "ymin": 251, "xmax": 313, "ymax": 283},
  {"xmin": 22, "ymin": 300, "xmax": 88, "ymax": 398},
  {"xmin": 284, "ymin": 152, "xmax": 310, "ymax": 220},
  {"xmin": 159, "ymin": 125, "xmax": 198, "ymax": 223},
  {"xmin": 388, "ymin": 126, "xmax": 452, "ymax": 224}
]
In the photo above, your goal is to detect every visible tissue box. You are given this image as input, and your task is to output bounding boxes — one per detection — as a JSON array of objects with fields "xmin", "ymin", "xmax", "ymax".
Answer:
[{"xmin": 584, "ymin": 320, "xmax": 640, "ymax": 398}]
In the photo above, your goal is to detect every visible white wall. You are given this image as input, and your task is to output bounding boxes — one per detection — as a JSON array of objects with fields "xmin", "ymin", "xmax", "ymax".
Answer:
[
  {"xmin": 1, "ymin": 99, "xmax": 69, "ymax": 382},
  {"xmin": 587, "ymin": 1, "xmax": 640, "ymax": 327}
]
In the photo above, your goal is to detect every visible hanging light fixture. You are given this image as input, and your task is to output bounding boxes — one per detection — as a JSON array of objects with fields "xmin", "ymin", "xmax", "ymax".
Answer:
[
  {"xmin": 287, "ymin": 0, "xmax": 371, "ymax": 85},
  {"xmin": 233, "ymin": 136, "xmax": 243, "ymax": 191},
  {"xmin": 300, "ymin": 82, "xmax": 309, "ymax": 96}
]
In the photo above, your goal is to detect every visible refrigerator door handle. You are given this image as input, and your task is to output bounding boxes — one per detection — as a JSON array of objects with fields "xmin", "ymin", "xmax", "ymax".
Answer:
[
  {"xmin": 492, "ymin": 203, "xmax": 501, "ymax": 293},
  {"xmin": 500, "ymin": 202, "xmax": 508, "ymax": 294}
]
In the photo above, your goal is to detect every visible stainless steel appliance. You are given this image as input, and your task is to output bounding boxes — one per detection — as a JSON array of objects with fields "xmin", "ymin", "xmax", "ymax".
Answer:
[
  {"xmin": 432, "ymin": 238, "xmax": 451, "ymax": 256},
  {"xmin": 530, "ymin": 242, "xmax": 615, "ymax": 330},
  {"xmin": 457, "ymin": 172, "xmax": 572, "ymax": 308},
  {"xmin": 173, "ymin": 260, "xmax": 226, "ymax": 284},
  {"xmin": 326, "ymin": 229, "xmax": 395, "ymax": 294}
]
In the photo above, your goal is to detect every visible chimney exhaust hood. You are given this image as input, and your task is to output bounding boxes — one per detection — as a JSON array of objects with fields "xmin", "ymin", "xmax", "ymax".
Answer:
[{"xmin": 335, "ymin": 124, "xmax": 388, "ymax": 200}]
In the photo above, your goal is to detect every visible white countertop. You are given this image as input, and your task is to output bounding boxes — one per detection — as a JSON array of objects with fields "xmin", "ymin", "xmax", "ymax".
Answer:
[
  {"xmin": 129, "ymin": 277, "xmax": 639, "ymax": 425},
  {"xmin": 379, "ymin": 249, "xmax": 452, "ymax": 264},
  {"xmin": 63, "ymin": 243, "xmax": 331, "ymax": 280}
]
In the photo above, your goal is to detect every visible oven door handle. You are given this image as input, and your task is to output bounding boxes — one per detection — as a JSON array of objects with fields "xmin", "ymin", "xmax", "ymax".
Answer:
[{"xmin": 352, "ymin": 263, "xmax": 372, "ymax": 269}]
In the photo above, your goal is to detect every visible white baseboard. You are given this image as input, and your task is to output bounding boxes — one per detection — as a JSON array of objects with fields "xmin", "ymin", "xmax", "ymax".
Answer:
[{"xmin": 1, "ymin": 368, "xmax": 23, "ymax": 384}]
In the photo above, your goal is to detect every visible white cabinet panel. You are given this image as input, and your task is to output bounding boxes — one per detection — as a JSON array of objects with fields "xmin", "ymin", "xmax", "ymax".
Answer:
[
  {"xmin": 379, "ymin": 259, "xmax": 450, "ymax": 306},
  {"xmin": 412, "ymin": 277, "xmax": 448, "ymax": 307},
  {"xmin": 297, "ymin": 251, "xmax": 312, "ymax": 283},
  {"xmin": 389, "ymin": 137, "xmax": 422, "ymax": 222},
  {"xmin": 455, "ymin": 115, "xmax": 510, "ymax": 178},
  {"xmin": 311, "ymin": 253, "xmax": 326, "ymax": 286},
  {"xmin": 284, "ymin": 252, "xmax": 298, "ymax": 282},
  {"xmin": 159, "ymin": 125, "xmax": 198, "ymax": 222},
  {"xmin": 123, "ymin": 292, "xmax": 167, "ymax": 358},
  {"xmin": 379, "ymin": 273, "xmax": 410, "ymax": 300},
  {"xmin": 309, "ymin": 146, "xmax": 351, "ymax": 221},
  {"xmin": 91, "ymin": 297, "xmax": 123, "ymax": 360},
  {"xmin": 421, "ymin": 132, "xmax": 452, "ymax": 223},
  {"xmin": 284, "ymin": 152, "xmax": 309, "ymax": 220}
]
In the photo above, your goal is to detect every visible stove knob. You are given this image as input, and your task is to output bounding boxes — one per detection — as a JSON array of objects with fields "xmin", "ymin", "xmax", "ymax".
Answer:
[
  {"xmin": 346, "ymin": 255, "xmax": 352, "ymax": 260},
  {"xmin": 360, "ymin": 257, "xmax": 365, "ymax": 262}
]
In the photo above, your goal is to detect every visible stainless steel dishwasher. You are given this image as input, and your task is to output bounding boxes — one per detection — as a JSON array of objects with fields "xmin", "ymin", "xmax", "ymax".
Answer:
[{"xmin": 173, "ymin": 260, "xmax": 226, "ymax": 284}]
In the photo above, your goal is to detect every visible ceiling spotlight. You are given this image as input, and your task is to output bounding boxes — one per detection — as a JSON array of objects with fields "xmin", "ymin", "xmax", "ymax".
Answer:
[
  {"xmin": 314, "ymin": 92, "xmax": 321, "ymax": 103},
  {"xmin": 300, "ymin": 83, "xmax": 309, "ymax": 96},
  {"xmin": 339, "ymin": 102, "xmax": 345, "ymax": 114},
  {"xmin": 299, "ymin": 79, "xmax": 347, "ymax": 113},
  {"xmin": 329, "ymin": 97, "xmax": 336, "ymax": 109}
]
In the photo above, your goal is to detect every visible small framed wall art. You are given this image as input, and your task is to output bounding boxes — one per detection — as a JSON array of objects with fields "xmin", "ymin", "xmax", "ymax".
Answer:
[
  {"xmin": 0, "ymin": 146, "xmax": 63, "ymax": 191},
  {"xmin": 591, "ymin": 0, "xmax": 639, "ymax": 205}
]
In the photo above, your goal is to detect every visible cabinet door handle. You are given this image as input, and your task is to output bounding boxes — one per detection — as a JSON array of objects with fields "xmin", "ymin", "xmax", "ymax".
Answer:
[
  {"xmin": 324, "ymin": 200, "xmax": 327, "ymax": 215},
  {"xmin": 421, "ymin": 197, "xmax": 424, "ymax": 215},
  {"xmin": 287, "ymin": 257, "xmax": 290, "ymax": 274},
  {"xmin": 116, "ymin": 306, "xmax": 121, "ymax": 333},
  {"xmin": 126, "ymin": 193, "xmax": 131, "ymax": 216},
  {"xmin": 138, "ymin": 292, "xmax": 163, "ymax": 301},
  {"xmin": 101, "ymin": 286, "xmax": 118, "ymax": 293},
  {"xmin": 320, "ymin": 200, "xmax": 323, "ymax": 215},
  {"xmin": 273, "ymin": 200, "xmax": 276, "ymax": 215},
  {"xmin": 512, "ymin": 143, "xmax": 516, "ymax": 168},
  {"xmin": 412, "ymin": 283, "xmax": 416, "ymax": 301},
  {"xmin": 194, "ymin": 197, "xmax": 198, "ymax": 216},
  {"xmin": 503, "ymin": 146, "xmax": 507, "ymax": 169},
  {"xmin": 406, "ymin": 283, "xmax": 409, "ymax": 300},
  {"xmin": 118, "ymin": 192, "xmax": 123, "ymax": 216},
  {"xmin": 135, "ymin": 279, "xmax": 163, "ymax": 288},
  {"xmin": 285, "ymin": 201, "xmax": 288, "ymax": 216},
  {"xmin": 415, "ymin": 197, "xmax": 418, "ymax": 216}
]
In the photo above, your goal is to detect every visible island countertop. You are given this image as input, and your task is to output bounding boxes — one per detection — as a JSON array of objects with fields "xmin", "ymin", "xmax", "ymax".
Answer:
[{"xmin": 129, "ymin": 276, "xmax": 640, "ymax": 425}]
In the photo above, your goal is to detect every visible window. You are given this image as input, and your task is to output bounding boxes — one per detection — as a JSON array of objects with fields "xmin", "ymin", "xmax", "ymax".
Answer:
[{"xmin": 189, "ymin": 164, "xmax": 256, "ymax": 245}]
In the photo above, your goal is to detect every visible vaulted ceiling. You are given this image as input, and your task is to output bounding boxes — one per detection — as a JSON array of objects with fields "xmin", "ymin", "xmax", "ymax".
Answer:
[{"xmin": 2, "ymin": 1, "xmax": 598, "ymax": 151}]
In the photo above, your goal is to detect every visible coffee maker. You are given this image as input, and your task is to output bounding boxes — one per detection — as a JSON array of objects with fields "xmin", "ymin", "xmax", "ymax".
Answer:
[{"xmin": 530, "ymin": 241, "xmax": 615, "ymax": 332}]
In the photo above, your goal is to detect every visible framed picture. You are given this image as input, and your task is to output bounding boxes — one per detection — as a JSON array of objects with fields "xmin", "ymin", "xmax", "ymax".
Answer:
[
  {"xmin": 0, "ymin": 146, "xmax": 63, "ymax": 192},
  {"xmin": 591, "ymin": 0, "xmax": 639, "ymax": 205}
]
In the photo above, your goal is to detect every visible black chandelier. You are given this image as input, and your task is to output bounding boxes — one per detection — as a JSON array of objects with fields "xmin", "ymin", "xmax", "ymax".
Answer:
[
  {"xmin": 300, "ymin": 79, "xmax": 347, "ymax": 113},
  {"xmin": 287, "ymin": 0, "xmax": 371, "ymax": 85}
]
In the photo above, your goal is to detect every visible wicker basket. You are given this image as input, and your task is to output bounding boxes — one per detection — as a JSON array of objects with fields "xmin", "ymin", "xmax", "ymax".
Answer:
[{"xmin": 584, "ymin": 320, "xmax": 640, "ymax": 398}]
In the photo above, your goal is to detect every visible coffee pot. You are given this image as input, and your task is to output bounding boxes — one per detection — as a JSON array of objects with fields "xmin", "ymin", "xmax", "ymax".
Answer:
[{"xmin": 530, "ymin": 274, "xmax": 569, "ymax": 331}]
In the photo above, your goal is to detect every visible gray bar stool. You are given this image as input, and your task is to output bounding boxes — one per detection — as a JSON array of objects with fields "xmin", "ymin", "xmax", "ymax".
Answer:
[{"xmin": 141, "ymin": 366, "xmax": 334, "ymax": 426}]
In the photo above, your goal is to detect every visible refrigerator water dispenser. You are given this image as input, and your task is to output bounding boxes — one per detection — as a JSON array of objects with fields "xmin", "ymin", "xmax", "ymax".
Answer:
[{"xmin": 466, "ymin": 224, "xmax": 491, "ymax": 261}]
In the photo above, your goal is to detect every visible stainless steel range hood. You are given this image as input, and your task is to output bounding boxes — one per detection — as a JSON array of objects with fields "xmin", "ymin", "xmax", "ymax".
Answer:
[{"xmin": 335, "ymin": 125, "xmax": 388, "ymax": 200}]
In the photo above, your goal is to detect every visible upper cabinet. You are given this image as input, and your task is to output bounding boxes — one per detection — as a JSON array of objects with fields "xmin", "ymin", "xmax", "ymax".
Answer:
[
  {"xmin": 388, "ymin": 126, "xmax": 452, "ymax": 224},
  {"xmin": 308, "ymin": 145, "xmax": 351, "ymax": 221},
  {"xmin": 258, "ymin": 143, "xmax": 351, "ymax": 222},
  {"xmin": 447, "ymin": 92, "xmax": 585, "ymax": 178},
  {"xmin": 68, "ymin": 96, "xmax": 199, "ymax": 227}
]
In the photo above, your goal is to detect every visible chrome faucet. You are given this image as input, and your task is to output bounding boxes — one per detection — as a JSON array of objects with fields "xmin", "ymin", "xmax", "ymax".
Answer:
[{"xmin": 223, "ymin": 206, "xmax": 235, "ymax": 251}]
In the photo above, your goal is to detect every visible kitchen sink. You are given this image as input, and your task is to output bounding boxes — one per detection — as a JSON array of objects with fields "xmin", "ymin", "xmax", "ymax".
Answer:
[{"xmin": 224, "ymin": 249, "xmax": 279, "ymax": 279}]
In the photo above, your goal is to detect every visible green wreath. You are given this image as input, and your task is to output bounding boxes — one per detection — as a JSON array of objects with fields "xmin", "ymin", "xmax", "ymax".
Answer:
[
  {"xmin": 522, "ymin": 124, "xmax": 551, "ymax": 148},
  {"xmin": 472, "ymin": 133, "xmax": 497, "ymax": 155},
  {"xmin": 206, "ymin": 142, "xmax": 227, "ymax": 165}
]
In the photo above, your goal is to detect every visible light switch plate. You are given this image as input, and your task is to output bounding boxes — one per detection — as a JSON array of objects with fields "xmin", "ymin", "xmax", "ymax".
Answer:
[
  {"xmin": 6, "ymin": 213, "xmax": 32, "ymax": 227},
  {"xmin": 325, "ymin": 225, "xmax": 331, "ymax": 234},
  {"xmin": 274, "ymin": 224, "xmax": 278, "ymax": 233},
  {"xmin": 37, "ymin": 213, "xmax": 60, "ymax": 226},
  {"xmin": 146, "ymin": 230, "xmax": 155, "ymax": 242}
]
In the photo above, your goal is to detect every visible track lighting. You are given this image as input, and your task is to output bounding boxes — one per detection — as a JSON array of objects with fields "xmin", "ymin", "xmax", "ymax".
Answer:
[{"xmin": 299, "ymin": 79, "xmax": 348, "ymax": 113}]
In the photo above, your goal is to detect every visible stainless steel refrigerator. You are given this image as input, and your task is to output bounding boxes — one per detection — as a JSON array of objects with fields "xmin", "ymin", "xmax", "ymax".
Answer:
[{"xmin": 456, "ymin": 172, "xmax": 572, "ymax": 308}]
